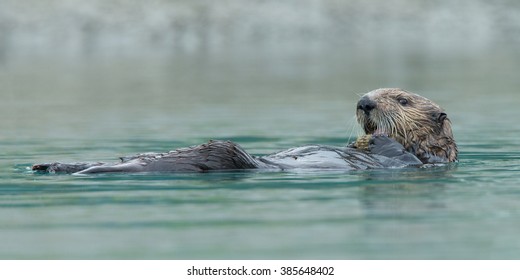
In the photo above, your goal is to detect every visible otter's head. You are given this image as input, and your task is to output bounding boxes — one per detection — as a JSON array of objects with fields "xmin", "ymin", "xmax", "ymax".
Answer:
[{"xmin": 356, "ymin": 88, "xmax": 458, "ymax": 163}]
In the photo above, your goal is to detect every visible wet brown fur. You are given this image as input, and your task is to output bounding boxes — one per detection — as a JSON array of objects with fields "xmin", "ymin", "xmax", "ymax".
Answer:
[{"xmin": 356, "ymin": 88, "xmax": 458, "ymax": 163}]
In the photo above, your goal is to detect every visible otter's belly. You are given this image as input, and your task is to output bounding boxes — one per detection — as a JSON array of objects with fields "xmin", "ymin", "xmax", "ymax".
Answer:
[{"xmin": 260, "ymin": 145, "xmax": 384, "ymax": 170}]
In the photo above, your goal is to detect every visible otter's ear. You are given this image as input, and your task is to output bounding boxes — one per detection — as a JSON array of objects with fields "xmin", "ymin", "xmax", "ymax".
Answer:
[{"xmin": 435, "ymin": 112, "xmax": 447, "ymax": 124}]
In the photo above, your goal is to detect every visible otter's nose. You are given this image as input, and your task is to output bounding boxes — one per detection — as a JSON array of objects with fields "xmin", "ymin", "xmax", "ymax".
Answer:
[{"xmin": 357, "ymin": 97, "xmax": 377, "ymax": 114}]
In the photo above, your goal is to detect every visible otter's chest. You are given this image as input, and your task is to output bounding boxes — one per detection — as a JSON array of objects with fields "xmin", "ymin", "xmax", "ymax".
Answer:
[{"xmin": 260, "ymin": 145, "xmax": 383, "ymax": 170}]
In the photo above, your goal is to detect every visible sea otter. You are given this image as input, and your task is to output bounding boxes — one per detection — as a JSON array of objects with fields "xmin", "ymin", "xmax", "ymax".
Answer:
[{"xmin": 32, "ymin": 88, "xmax": 457, "ymax": 174}]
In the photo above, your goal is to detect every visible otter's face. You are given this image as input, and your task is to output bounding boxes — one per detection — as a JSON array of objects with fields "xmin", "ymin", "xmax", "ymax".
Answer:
[{"xmin": 356, "ymin": 88, "xmax": 458, "ymax": 163}]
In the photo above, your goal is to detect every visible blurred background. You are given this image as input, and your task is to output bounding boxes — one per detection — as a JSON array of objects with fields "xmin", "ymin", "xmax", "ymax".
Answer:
[{"xmin": 1, "ymin": 0, "xmax": 519, "ymax": 145}]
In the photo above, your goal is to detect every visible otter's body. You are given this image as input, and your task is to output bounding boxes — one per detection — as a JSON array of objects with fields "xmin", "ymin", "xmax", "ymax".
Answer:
[
  {"xmin": 33, "ymin": 138, "xmax": 423, "ymax": 174},
  {"xmin": 32, "ymin": 88, "xmax": 457, "ymax": 175}
]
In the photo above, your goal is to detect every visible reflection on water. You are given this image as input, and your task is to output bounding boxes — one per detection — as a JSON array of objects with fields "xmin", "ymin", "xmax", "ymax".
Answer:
[
  {"xmin": 1, "ymin": 0, "xmax": 520, "ymax": 259},
  {"xmin": 2, "ymin": 137, "xmax": 520, "ymax": 259}
]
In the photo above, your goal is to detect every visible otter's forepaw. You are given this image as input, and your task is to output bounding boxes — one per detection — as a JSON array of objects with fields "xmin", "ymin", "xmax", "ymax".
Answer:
[{"xmin": 352, "ymin": 134, "xmax": 372, "ymax": 151}]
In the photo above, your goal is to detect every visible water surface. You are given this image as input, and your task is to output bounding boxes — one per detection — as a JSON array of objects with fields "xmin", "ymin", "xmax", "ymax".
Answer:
[{"xmin": 1, "ymin": 49, "xmax": 520, "ymax": 259}]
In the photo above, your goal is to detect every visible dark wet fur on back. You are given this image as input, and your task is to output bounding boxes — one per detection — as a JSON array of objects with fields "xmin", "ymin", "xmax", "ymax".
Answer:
[
  {"xmin": 33, "ymin": 140, "xmax": 259, "ymax": 174},
  {"xmin": 79, "ymin": 140, "xmax": 260, "ymax": 174}
]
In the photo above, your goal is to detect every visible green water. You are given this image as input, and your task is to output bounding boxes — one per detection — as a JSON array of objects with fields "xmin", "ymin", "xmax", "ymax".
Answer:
[{"xmin": 2, "ymin": 48, "xmax": 520, "ymax": 259}]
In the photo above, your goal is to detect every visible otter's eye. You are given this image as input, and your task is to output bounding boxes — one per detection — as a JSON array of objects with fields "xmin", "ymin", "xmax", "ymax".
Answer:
[{"xmin": 397, "ymin": 97, "xmax": 408, "ymax": 106}]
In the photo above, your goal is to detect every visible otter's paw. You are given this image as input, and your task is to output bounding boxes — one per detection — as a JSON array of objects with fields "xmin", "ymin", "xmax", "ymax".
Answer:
[{"xmin": 353, "ymin": 134, "xmax": 372, "ymax": 151}]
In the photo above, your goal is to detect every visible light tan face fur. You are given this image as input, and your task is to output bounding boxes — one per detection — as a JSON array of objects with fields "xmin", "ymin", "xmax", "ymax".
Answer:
[{"xmin": 356, "ymin": 88, "xmax": 458, "ymax": 163}]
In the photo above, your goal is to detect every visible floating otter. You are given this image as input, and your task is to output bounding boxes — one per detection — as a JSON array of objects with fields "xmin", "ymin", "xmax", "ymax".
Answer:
[{"xmin": 32, "ymin": 88, "xmax": 457, "ymax": 174}]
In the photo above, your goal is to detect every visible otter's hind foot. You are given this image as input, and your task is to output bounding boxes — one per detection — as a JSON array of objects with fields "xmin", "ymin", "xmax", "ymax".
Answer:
[
  {"xmin": 32, "ymin": 162, "xmax": 105, "ymax": 174},
  {"xmin": 368, "ymin": 135, "xmax": 422, "ymax": 165}
]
